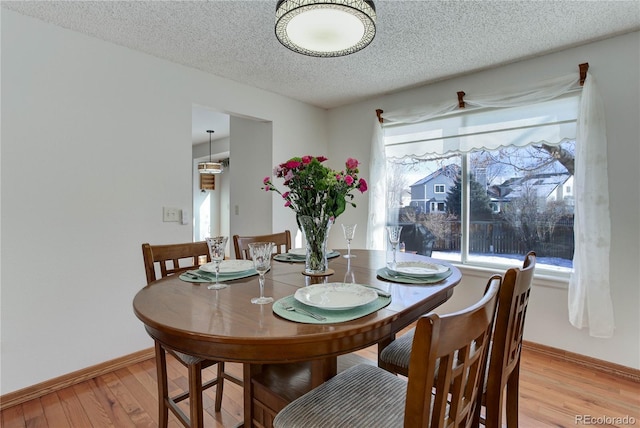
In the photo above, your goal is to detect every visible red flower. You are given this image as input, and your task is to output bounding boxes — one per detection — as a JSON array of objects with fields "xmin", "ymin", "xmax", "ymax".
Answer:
[
  {"xmin": 358, "ymin": 178, "xmax": 368, "ymax": 193},
  {"xmin": 261, "ymin": 155, "xmax": 367, "ymax": 220},
  {"xmin": 283, "ymin": 160, "xmax": 302, "ymax": 170}
]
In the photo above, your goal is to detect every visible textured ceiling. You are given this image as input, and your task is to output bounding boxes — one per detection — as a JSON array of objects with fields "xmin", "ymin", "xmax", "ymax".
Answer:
[{"xmin": 3, "ymin": 1, "xmax": 639, "ymax": 112}]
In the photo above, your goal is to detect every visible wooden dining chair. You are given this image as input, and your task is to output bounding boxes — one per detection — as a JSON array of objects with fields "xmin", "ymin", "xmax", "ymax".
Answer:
[
  {"xmin": 233, "ymin": 230, "xmax": 292, "ymax": 260},
  {"xmin": 378, "ymin": 251, "xmax": 536, "ymax": 428},
  {"xmin": 273, "ymin": 276, "xmax": 501, "ymax": 428},
  {"xmin": 482, "ymin": 251, "xmax": 535, "ymax": 428},
  {"xmin": 141, "ymin": 242, "xmax": 243, "ymax": 428},
  {"xmin": 142, "ymin": 241, "xmax": 210, "ymax": 284}
]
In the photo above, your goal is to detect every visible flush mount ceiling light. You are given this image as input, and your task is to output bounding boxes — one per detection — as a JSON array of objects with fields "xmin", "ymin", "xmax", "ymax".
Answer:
[
  {"xmin": 198, "ymin": 130, "xmax": 224, "ymax": 174},
  {"xmin": 275, "ymin": 0, "xmax": 376, "ymax": 57}
]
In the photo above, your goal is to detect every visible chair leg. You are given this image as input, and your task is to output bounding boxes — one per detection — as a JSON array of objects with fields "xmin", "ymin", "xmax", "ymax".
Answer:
[
  {"xmin": 215, "ymin": 362, "xmax": 225, "ymax": 412},
  {"xmin": 154, "ymin": 342, "xmax": 169, "ymax": 428},
  {"xmin": 482, "ymin": 385, "xmax": 504, "ymax": 428},
  {"xmin": 188, "ymin": 361, "xmax": 205, "ymax": 428},
  {"xmin": 505, "ymin": 363, "xmax": 521, "ymax": 428}
]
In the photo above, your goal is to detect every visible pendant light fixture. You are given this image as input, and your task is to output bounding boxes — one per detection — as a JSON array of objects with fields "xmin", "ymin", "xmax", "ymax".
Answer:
[
  {"xmin": 275, "ymin": 0, "xmax": 376, "ymax": 57},
  {"xmin": 198, "ymin": 130, "xmax": 224, "ymax": 174}
]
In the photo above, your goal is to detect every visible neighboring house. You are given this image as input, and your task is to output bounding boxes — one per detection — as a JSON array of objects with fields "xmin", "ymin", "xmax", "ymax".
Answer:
[
  {"xmin": 409, "ymin": 164, "xmax": 460, "ymax": 214},
  {"xmin": 548, "ymin": 175, "xmax": 574, "ymax": 208},
  {"xmin": 490, "ymin": 173, "xmax": 574, "ymax": 213}
]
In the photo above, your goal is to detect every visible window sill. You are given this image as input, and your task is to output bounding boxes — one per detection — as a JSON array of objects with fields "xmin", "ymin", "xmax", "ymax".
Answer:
[{"xmin": 451, "ymin": 262, "xmax": 570, "ymax": 290}]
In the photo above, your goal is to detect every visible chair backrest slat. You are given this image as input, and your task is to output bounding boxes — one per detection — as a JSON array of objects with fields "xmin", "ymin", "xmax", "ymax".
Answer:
[
  {"xmin": 142, "ymin": 241, "xmax": 210, "ymax": 285},
  {"xmin": 233, "ymin": 230, "xmax": 292, "ymax": 260}
]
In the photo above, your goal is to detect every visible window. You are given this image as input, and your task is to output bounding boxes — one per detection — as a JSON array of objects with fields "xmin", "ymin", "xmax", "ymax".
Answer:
[{"xmin": 383, "ymin": 95, "xmax": 579, "ymax": 274}]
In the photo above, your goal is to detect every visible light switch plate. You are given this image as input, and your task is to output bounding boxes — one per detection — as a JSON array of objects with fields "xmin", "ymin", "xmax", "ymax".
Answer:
[{"xmin": 163, "ymin": 207, "xmax": 181, "ymax": 222}]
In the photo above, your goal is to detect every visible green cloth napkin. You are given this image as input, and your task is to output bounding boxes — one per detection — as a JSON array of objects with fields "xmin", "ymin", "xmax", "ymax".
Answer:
[
  {"xmin": 179, "ymin": 268, "xmax": 258, "ymax": 283},
  {"xmin": 376, "ymin": 267, "xmax": 452, "ymax": 284},
  {"xmin": 274, "ymin": 250, "xmax": 341, "ymax": 263},
  {"xmin": 272, "ymin": 294, "xmax": 391, "ymax": 324}
]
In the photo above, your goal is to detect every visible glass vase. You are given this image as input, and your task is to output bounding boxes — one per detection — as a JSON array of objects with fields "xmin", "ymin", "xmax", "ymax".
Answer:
[{"xmin": 298, "ymin": 215, "xmax": 333, "ymax": 274}]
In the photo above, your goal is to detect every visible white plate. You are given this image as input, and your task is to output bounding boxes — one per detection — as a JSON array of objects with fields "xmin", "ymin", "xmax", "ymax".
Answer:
[
  {"xmin": 294, "ymin": 283, "xmax": 378, "ymax": 311},
  {"xmin": 387, "ymin": 261, "xmax": 449, "ymax": 277},
  {"xmin": 201, "ymin": 259, "xmax": 255, "ymax": 274},
  {"xmin": 288, "ymin": 248, "xmax": 334, "ymax": 257}
]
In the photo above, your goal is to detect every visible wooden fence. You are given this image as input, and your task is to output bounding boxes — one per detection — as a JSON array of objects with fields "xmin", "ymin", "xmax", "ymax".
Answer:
[{"xmin": 432, "ymin": 219, "xmax": 574, "ymax": 260}]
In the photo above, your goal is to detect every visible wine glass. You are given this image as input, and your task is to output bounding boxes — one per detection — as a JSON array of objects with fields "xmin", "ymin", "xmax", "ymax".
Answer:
[
  {"xmin": 205, "ymin": 236, "xmax": 228, "ymax": 290},
  {"xmin": 343, "ymin": 256, "xmax": 356, "ymax": 284},
  {"xmin": 249, "ymin": 242, "xmax": 274, "ymax": 304},
  {"xmin": 341, "ymin": 223, "xmax": 357, "ymax": 259},
  {"xmin": 386, "ymin": 226, "xmax": 403, "ymax": 267}
]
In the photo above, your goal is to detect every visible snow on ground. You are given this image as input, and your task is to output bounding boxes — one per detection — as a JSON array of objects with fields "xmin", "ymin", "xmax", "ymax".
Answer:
[{"xmin": 432, "ymin": 251, "xmax": 573, "ymax": 271}]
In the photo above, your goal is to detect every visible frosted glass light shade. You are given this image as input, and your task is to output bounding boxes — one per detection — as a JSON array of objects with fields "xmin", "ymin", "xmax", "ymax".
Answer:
[{"xmin": 275, "ymin": 0, "xmax": 376, "ymax": 57}]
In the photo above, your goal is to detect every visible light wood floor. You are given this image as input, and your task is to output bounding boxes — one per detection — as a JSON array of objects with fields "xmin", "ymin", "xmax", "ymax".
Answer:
[{"xmin": 2, "ymin": 343, "xmax": 638, "ymax": 428}]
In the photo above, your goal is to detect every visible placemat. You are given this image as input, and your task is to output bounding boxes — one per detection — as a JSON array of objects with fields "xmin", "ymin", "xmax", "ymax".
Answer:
[
  {"xmin": 274, "ymin": 250, "xmax": 341, "ymax": 263},
  {"xmin": 273, "ymin": 294, "xmax": 391, "ymax": 324},
  {"xmin": 376, "ymin": 267, "xmax": 452, "ymax": 285},
  {"xmin": 179, "ymin": 268, "xmax": 258, "ymax": 283}
]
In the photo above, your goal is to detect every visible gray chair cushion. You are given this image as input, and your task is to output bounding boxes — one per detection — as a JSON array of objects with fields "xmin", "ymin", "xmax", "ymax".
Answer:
[
  {"xmin": 379, "ymin": 330, "xmax": 492, "ymax": 393},
  {"xmin": 380, "ymin": 334, "xmax": 490, "ymax": 428},
  {"xmin": 379, "ymin": 328, "xmax": 415, "ymax": 370},
  {"xmin": 273, "ymin": 364, "xmax": 406, "ymax": 428}
]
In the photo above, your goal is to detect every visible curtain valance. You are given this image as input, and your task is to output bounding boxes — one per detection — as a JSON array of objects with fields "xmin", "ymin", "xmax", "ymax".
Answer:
[{"xmin": 384, "ymin": 95, "xmax": 579, "ymax": 159}]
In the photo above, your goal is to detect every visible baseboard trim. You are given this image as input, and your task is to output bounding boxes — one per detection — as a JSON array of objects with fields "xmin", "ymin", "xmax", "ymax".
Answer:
[
  {"xmin": 2, "ymin": 343, "xmax": 638, "ymax": 411},
  {"xmin": 522, "ymin": 340, "xmax": 640, "ymax": 382},
  {"xmin": 0, "ymin": 348, "xmax": 155, "ymax": 411}
]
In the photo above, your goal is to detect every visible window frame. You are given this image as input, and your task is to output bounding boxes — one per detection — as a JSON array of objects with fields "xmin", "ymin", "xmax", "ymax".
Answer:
[{"xmin": 382, "ymin": 96, "xmax": 580, "ymax": 279}]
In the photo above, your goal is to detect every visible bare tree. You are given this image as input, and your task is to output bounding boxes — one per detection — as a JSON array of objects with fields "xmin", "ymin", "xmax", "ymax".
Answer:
[
  {"xmin": 386, "ymin": 160, "xmax": 411, "ymax": 208},
  {"xmin": 486, "ymin": 141, "xmax": 575, "ymax": 177},
  {"xmin": 501, "ymin": 182, "xmax": 567, "ymax": 251},
  {"xmin": 419, "ymin": 212, "xmax": 457, "ymax": 241},
  {"xmin": 540, "ymin": 143, "xmax": 575, "ymax": 175},
  {"xmin": 470, "ymin": 151, "xmax": 508, "ymax": 186}
]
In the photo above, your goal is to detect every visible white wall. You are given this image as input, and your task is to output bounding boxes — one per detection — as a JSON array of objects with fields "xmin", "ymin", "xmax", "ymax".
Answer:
[
  {"xmin": 327, "ymin": 32, "xmax": 640, "ymax": 369},
  {"xmin": 229, "ymin": 116, "xmax": 273, "ymax": 239},
  {"xmin": 0, "ymin": 10, "xmax": 327, "ymax": 394}
]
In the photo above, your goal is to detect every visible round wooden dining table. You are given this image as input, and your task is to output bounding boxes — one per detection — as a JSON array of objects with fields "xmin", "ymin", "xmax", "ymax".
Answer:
[{"xmin": 133, "ymin": 249, "xmax": 461, "ymax": 427}]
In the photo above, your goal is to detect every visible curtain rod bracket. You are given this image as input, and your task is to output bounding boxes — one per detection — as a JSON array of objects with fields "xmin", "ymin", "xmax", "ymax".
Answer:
[
  {"xmin": 579, "ymin": 63, "xmax": 589, "ymax": 86},
  {"xmin": 376, "ymin": 109, "xmax": 384, "ymax": 123},
  {"xmin": 457, "ymin": 91, "xmax": 466, "ymax": 108}
]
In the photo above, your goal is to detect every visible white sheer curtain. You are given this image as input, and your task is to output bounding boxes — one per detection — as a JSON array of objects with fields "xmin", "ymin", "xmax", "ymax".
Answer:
[
  {"xmin": 367, "ymin": 118, "xmax": 387, "ymax": 250},
  {"xmin": 367, "ymin": 72, "xmax": 614, "ymax": 337},
  {"xmin": 568, "ymin": 75, "xmax": 614, "ymax": 338}
]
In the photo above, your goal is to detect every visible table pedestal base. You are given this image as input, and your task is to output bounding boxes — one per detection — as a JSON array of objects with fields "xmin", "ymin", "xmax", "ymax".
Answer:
[{"xmin": 247, "ymin": 353, "xmax": 371, "ymax": 427}]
